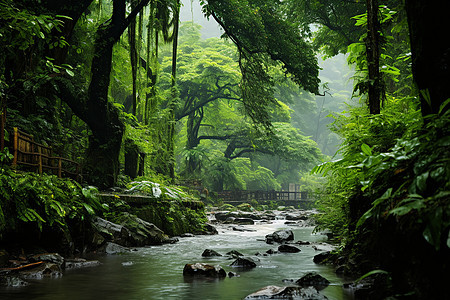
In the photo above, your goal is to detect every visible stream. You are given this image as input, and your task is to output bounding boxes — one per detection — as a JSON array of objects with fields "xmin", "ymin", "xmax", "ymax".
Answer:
[{"xmin": 1, "ymin": 216, "xmax": 354, "ymax": 299}]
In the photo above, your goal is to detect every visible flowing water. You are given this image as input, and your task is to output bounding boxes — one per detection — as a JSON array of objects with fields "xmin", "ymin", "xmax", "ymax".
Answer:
[{"xmin": 1, "ymin": 218, "xmax": 354, "ymax": 299}]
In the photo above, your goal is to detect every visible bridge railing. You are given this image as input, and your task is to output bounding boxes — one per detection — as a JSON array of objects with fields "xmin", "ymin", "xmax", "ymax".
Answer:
[
  {"xmin": 216, "ymin": 190, "xmax": 313, "ymax": 203},
  {"xmin": 10, "ymin": 127, "xmax": 81, "ymax": 181}
]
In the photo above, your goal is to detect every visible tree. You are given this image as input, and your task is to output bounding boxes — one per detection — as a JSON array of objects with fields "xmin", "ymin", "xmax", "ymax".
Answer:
[{"xmin": 405, "ymin": 0, "xmax": 450, "ymax": 116}]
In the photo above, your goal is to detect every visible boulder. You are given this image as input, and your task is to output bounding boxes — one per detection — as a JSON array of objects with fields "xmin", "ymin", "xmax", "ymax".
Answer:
[
  {"xmin": 214, "ymin": 212, "xmax": 232, "ymax": 221},
  {"xmin": 29, "ymin": 253, "xmax": 64, "ymax": 269},
  {"xmin": 19, "ymin": 262, "xmax": 62, "ymax": 279},
  {"xmin": 99, "ymin": 242, "xmax": 131, "ymax": 254},
  {"xmin": 204, "ymin": 223, "xmax": 218, "ymax": 235},
  {"xmin": 202, "ymin": 249, "xmax": 222, "ymax": 257},
  {"xmin": 114, "ymin": 212, "xmax": 170, "ymax": 246},
  {"xmin": 244, "ymin": 286, "xmax": 328, "ymax": 299},
  {"xmin": 345, "ymin": 272, "xmax": 392, "ymax": 300},
  {"xmin": 230, "ymin": 257, "xmax": 257, "ymax": 269},
  {"xmin": 278, "ymin": 244, "xmax": 301, "ymax": 253},
  {"xmin": 265, "ymin": 230, "xmax": 294, "ymax": 244},
  {"xmin": 234, "ymin": 218, "xmax": 255, "ymax": 225},
  {"xmin": 224, "ymin": 217, "xmax": 236, "ymax": 224},
  {"xmin": 183, "ymin": 263, "xmax": 226, "ymax": 278},
  {"xmin": 296, "ymin": 272, "xmax": 330, "ymax": 290},
  {"xmin": 92, "ymin": 217, "xmax": 131, "ymax": 246},
  {"xmin": 313, "ymin": 251, "xmax": 332, "ymax": 264},
  {"xmin": 286, "ymin": 214, "xmax": 309, "ymax": 221},
  {"xmin": 266, "ymin": 249, "xmax": 277, "ymax": 255},
  {"xmin": 65, "ymin": 258, "xmax": 101, "ymax": 270}
]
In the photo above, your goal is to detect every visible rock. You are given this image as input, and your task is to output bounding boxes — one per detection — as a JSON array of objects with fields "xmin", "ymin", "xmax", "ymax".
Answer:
[
  {"xmin": 65, "ymin": 258, "xmax": 101, "ymax": 269},
  {"xmin": 0, "ymin": 276, "xmax": 29, "ymax": 287},
  {"xmin": 92, "ymin": 217, "xmax": 131, "ymax": 246},
  {"xmin": 183, "ymin": 263, "xmax": 226, "ymax": 278},
  {"xmin": 202, "ymin": 249, "xmax": 222, "ymax": 257},
  {"xmin": 346, "ymin": 272, "xmax": 392, "ymax": 300},
  {"xmin": 20, "ymin": 262, "xmax": 62, "ymax": 279},
  {"xmin": 278, "ymin": 244, "xmax": 301, "ymax": 253},
  {"xmin": 233, "ymin": 226, "xmax": 256, "ymax": 232},
  {"xmin": 285, "ymin": 214, "xmax": 308, "ymax": 221},
  {"xmin": 230, "ymin": 257, "xmax": 257, "ymax": 269},
  {"xmin": 181, "ymin": 233, "xmax": 195, "ymax": 237},
  {"xmin": 266, "ymin": 249, "xmax": 277, "ymax": 255},
  {"xmin": 295, "ymin": 241, "xmax": 311, "ymax": 245},
  {"xmin": 234, "ymin": 218, "xmax": 255, "ymax": 225},
  {"xmin": 224, "ymin": 217, "xmax": 236, "ymax": 224},
  {"xmin": 214, "ymin": 212, "xmax": 232, "ymax": 221},
  {"xmin": 265, "ymin": 230, "xmax": 294, "ymax": 244},
  {"xmin": 296, "ymin": 272, "xmax": 330, "ymax": 290},
  {"xmin": 165, "ymin": 237, "xmax": 179, "ymax": 244},
  {"xmin": 114, "ymin": 212, "xmax": 170, "ymax": 246},
  {"xmin": 204, "ymin": 223, "xmax": 218, "ymax": 235},
  {"xmin": 29, "ymin": 253, "xmax": 64, "ymax": 269},
  {"xmin": 228, "ymin": 271, "xmax": 239, "ymax": 278},
  {"xmin": 99, "ymin": 242, "xmax": 131, "ymax": 254},
  {"xmin": 226, "ymin": 250, "xmax": 244, "ymax": 257},
  {"xmin": 313, "ymin": 251, "xmax": 332, "ymax": 264},
  {"xmin": 244, "ymin": 286, "xmax": 328, "ymax": 299}
]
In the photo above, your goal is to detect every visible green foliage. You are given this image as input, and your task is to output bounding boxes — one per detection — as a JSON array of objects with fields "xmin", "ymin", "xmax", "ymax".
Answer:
[
  {"xmin": 312, "ymin": 95, "xmax": 422, "ymax": 241},
  {"xmin": 354, "ymin": 108, "xmax": 450, "ymax": 250},
  {"xmin": 125, "ymin": 178, "xmax": 198, "ymax": 202},
  {"xmin": 0, "ymin": 169, "xmax": 106, "ymax": 237}
]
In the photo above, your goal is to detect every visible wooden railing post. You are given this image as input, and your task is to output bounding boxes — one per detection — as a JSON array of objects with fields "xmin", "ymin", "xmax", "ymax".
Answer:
[
  {"xmin": 0, "ymin": 105, "xmax": 5, "ymax": 151},
  {"xmin": 12, "ymin": 127, "xmax": 18, "ymax": 167},
  {"xmin": 38, "ymin": 146, "xmax": 42, "ymax": 175},
  {"xmin": 58, "ymin": 158, "xmax": 62, "ymax": 178}
]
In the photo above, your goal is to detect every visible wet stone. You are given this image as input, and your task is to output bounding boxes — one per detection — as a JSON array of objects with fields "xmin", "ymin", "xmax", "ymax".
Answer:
[
  {"xmin": 202, "ymin": 249, "xmax": 222, "ymax": 257},
  {"xmin": 183, "ymin": 263, "xmax": 226, "ymax": 278},
  {"xmin": 278, "ymin": 244, "xmax": 301, "ymax": 253},
  {"xmin": 244, "ymin": 286, "xmax": 328, "ymax": 299},
  {"xmin": 296, "ymin": 272, "xmax": 330, "ymax": 290},
  {"xmin": 230, "ymin": 257, "xmax": 257, "ymax": 269}
]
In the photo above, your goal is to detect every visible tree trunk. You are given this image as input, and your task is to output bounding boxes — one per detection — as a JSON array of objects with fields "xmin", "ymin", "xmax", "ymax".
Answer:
[
  {"xmin": 124, "ymin": 138, "xmax": 140, "ymax": 179},
  {"xmin": 166, "ymin": 1, "xmax": 180, "ymax": 182},
  {"xmin": 366, "ymin": 0, "xmax": 381, "ymax": 114},
  {"xmin": 406, "ymin": 0, "xmax": 450, "ymax": 116}
]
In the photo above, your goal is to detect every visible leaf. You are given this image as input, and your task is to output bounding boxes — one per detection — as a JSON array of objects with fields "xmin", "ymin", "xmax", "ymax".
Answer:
[
  {"xmin": 361, "ymin": 143, "xmax": 372, "ymax": 156},
  {"xmin": 82, "ymin": 203, "xmax": 95, "ymax": 215},
  {"xmin": 423, "ymin": 207, "xmax": 443, "ymax": 251},
  {"xmin": 65, "ymin": 69, "xmax": 74, "ymax": 77},
  {"xmin": 355, "ymin": 269, "xmax": 389, "ymax": 283}
]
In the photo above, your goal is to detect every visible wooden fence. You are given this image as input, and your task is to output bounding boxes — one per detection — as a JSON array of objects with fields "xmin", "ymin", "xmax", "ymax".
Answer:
[{"xmin": 10, "ymin": 127, "xmax": 81, "ymax": 180}]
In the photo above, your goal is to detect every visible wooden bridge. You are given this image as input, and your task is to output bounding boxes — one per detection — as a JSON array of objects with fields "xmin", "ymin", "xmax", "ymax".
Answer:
[{"xmin": 216, "ymin": 190, "xmax": 316, "ymax": 207}]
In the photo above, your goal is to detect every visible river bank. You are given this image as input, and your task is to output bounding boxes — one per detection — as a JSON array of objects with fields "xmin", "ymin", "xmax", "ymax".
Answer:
[{"xmin": 1, "ymin": 207, "xmax": 358, "ymax": 299}]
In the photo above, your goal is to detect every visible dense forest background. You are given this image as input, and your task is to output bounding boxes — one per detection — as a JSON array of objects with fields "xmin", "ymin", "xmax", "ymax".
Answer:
[{"xmin": 1, "ymin": 0, "xmax": 449, "ymax": 298}]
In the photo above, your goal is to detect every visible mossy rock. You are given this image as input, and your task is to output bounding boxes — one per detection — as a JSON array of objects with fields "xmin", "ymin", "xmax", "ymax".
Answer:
[
  {"xmin": 218, "ymin": 204, "xmax": 236, "ymax": 211},
  {"xmin": 237, "ymin": 203, "xmax": 255, "ymax": 212}
]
